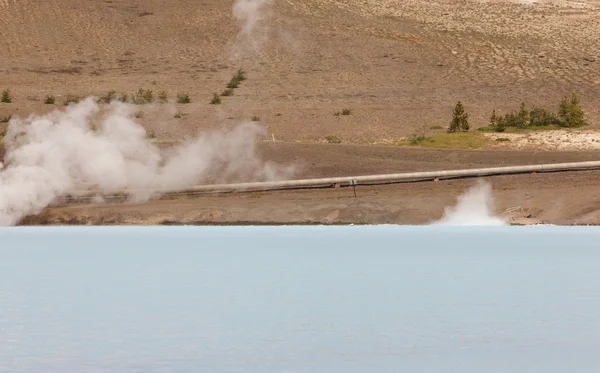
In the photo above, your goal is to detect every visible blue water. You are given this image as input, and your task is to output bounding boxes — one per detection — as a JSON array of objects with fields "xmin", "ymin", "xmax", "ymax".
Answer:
[{"xmin": 1, "ymin": 226, "xmax": 600, "ymax": 373}]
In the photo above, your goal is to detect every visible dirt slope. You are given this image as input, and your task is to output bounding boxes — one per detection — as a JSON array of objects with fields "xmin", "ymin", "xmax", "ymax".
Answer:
[
  {"xmin": 2, "ymin": 0, "xmax": 600, "ymax": 225},
  {"xmin": 1, "ymin": 0, "xmax": 600, "ymax": 143}
]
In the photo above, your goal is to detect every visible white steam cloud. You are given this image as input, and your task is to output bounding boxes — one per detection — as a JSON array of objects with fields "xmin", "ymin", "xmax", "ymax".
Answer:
[
  {"xmin": 433, "ymin": 179, "xmax": 506, "ymax": 226},
  {"xmin": 0, "ymin": 98, "xmax": 295, "ymax": 225},
  {"xmin": 232, "ymin": 0, "xmax": 273, "ymax": 58}
]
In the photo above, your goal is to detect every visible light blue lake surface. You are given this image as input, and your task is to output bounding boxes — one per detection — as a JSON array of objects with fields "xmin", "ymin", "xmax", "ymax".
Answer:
[{"xmin": 1, "ymin": 226, "xmax": 600, "ymax": 373}]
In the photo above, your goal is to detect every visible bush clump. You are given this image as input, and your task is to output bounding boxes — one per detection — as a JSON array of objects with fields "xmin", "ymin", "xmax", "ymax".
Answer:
[
  {"xmin": 221, "ymin": 89, "xmax": 234, "ymax": 97},
  {"xmin": 100, "ymin": 90, "xmax": 117, "ymax": 104},
  {"xmin": 226, "ymin": 69, "xmax": 247, "ymax": 89},
  {"xmin": 133, "ymin": 88, "xmax": 153, "ymax": 104},
  {"xmin": 488, "ymin": 93, "xmax": 586, "ymax": 132},
  {"xmin": 177, "ymin": 93, "xmax": 191, "ymax": 104},
  {"xmin": 448, "ymin": 100, "xmax": 470, "ymax": 132},
  {"xmin": 44, "ymin": 95, "xmax": 56, "ymax": 105},
  {"xmin": 63, "ymin": 94, "xmax": 81, "ymax": 105},
  {"xmin": 326, "ymin": 135, "xmax": 342, "ymax": 144},
  {"xmin": 558, "ymin": 93, "xmax": 587, "ymax": 128},
  {"xmin": 158, "ymin": 90, "xmax": 168, "ymax": 103},
  {"xmin": 1, "ymin": 89, "xmax": 12, "ymax": 103},
  {"xmin": 210, "ymin": 94, "xmax": 221, "ymax": 105},
  {"xmin": 334, "ymin": 109, "xmax": 353, "ymax": 116}
]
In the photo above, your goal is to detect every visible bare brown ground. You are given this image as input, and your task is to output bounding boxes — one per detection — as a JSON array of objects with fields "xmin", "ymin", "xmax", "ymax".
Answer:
[
  {"xmin": 21, "ymin": 144, "xmax": 600, "ymax": 226},
  {"xmin": 2, "ymin": 0, "xmax": 600, "ymax": 225}
]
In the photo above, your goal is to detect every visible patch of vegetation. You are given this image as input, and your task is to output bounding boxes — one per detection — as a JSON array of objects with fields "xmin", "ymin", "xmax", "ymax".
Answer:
[
  {"xmin": 1, "ymin": 89, "xmax": 12, "ymax": 103},
  {"xmin": 429, "ymin": 125, "xmax": 444, "ymax": 130},
  {"xmin": 177, "ymin": 93, "xmax": 191, "ymax": 104},
  {"xmin": 486, "ymin": 93, "xmax": 586, "ymax": 132},
  {"xmin": 63, "ymin": 94, "xmax": 81, "ymax": 105},
  {"xmin": 408, "ymin": 134, "xmax": 434, "ymax": 146},
  {"xmin": 496, "ymin": 137, "xmax": 510, "ymax": 142},
  {"xmin": 448, "ymin": 100, "xmax": 470, "ymax": 132},
  {"xmin": 234, "ymin": 69, "xmax": 246, "ymax": 82},
  {"xmin": 119, "ymin": 93, "xmax": 128, "ymax": 103},
  {"xmin": 251, "ymin": 116, "xmax": 260, "ymax": 121},
  {"xmin": 478, "ymin": 124, "xmax": 560, "ymax": 133},
  {"xmin": 226, "ymin": 69, "xmax": 247, "ymax": 90},
  {"xmin": 44, "ymin": 95, "xmax": 56, "ymax": 105},
  {"xmin": 100, "ymin": 90, "xmax": 117, "ymax": 104},
  {"xmin": 334, "ymin": 109, "xmax": 352, "ymax": 116},
  {"xmin": 326, "ymin": 135, "xmax": 342, "ymax": 144},
  {"xmin": 221, "ymin": 88, "xmax": 234, "ymax": 97},
  {"xmin": 132, "ymin": 88, "xmax": 153, "ymax": 104},
  {"xmin": 398, "ymin": 132, "xmax": 488, "ymax": 149},
  {"xmin": 0, "ymin": 128, "xmax": 6, "ymax": 137},
  {"xmin": 210, "ymin": 93, "xmax": 221, "ymax": 105},
  {"xmin": 0, "ymin": 115, "xmax": 11, "ymax": 123},
  {"xmin": 226, "ymin": 80, "xmax": 239, "ymax": 89},
  {"xmin": 147, "ymin": 129, "xmax": 156, "ymax": 139},
  {"xmin": 558, "ymin": 93, "xmax": 587, "ymax": 128},
  {"xmin": 174, "ymin": 113, "xmax": 183, "ymax": 119},
  {"xmin": 158, "ymin": 90, "xmax": 168, "ymax": 103}
]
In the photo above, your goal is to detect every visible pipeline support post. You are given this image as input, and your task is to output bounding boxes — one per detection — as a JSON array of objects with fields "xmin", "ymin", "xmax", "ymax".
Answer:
[{"xmin": 351, "ymin": 179, "xmax": 357, "ymax": 198}]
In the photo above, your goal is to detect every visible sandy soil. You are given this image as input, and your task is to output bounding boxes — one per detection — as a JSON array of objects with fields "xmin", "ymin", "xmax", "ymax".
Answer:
[
  {"xmin": 2, "ymin": 0, "xmax": 600, "ymax": 225},
  {"xmin": 21, "ymin": 144, "xmax": 600, "ymax": 226},
  {"xmin": 2, "ymin": 0, "xmax": 600, "ymax": 143},
  {"xmin": 23, "ymin": 170, "xmax": 600, "ymax": 226}
]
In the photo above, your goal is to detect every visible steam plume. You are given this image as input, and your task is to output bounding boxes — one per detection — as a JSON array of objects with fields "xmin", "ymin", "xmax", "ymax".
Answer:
[
  {"xmin": 433, "ymin": 179, "xmax": 506, "ymax": 226},
  {"xmin": 232, "ymin": 0, "xmax": 273, "ymax": 58},
  {"xmin": 0, "ymin": 99, "xmax": 295, "ymax": 225}
]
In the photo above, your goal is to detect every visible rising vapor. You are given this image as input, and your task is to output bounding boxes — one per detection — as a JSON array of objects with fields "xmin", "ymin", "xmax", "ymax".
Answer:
[
  {"xmin": 231, "ymin": 0, "xmax": 273, "ymax": 58},
  {"xmin": 0, "ymin": 99, "xmax": 295, "ymax": 225},
  {"xmin": 433, "ymin": 179, "xmax": 506, "ymax": 226}
]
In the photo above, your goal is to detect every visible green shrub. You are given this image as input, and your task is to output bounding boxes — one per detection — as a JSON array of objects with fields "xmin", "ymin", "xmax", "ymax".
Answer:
[
  {"xmin": 119, "ymin": 93, "xmax": 128, "ymax": 103},
  {"xmin": 1, "ymin": 89, "xmax": 12, "ymax": 103},
  {"xmin": 335, "ymin": 109, "xmax": 352, "ymax": 116},
  {"xmin": 99, "ymin": 90, "xmax": 117, "ymax": 104},
  {"xmin": 234, "ymin": 69, "xmax": 246, "ymax": 82},
  {"xmin": 448, "ymin": 100, "xmax": 469, "ymax": 132},
  {"xmin": 558, "ymin": 93, "xmax": 586, "ymax": 128},
  {"xmin": 430, "ymin": 125, "xmax": 443, "ymax": 130},
  {"xmin": 177, "ymin": 93, "xmax": 191, "ymax": 104},
  {"xmin": 221, "ymin": 89, "xmax": 234, "ymax": 97},
  {"xmin": 158, "ymin": 90, "xmax": 168, "ymax": 103},
  {"xmin": 496, "ymin": 137, "xmax": 510, "ymax": 142},
  {"xmin": 210, "ymin": 94, "xmax": 221, "ymax": 105},
  {"xmin": 133, "ymin": 88, "xmax": 153, "ymax": 104},
  {"xmin": 44, "ymin": 95, "xmax": 56, "ymax": 105},
  {"xmin": 516, "ymin": 103, "xmax": 529, "ymax": 128},
  {"xmin": 326, "ymin": 135, "xmax": 342, "ymax": 144},
  {"xmin": 488, "ymin": 96, "xmax": 584, "ymax": 132},
  {"xmin": 529, "ymin": 107, "xmax": 559, "ymax": 127},
  {"xmin": 174, "ymin": 113, "xmax": 182, "ymax": 119},
  {"xmin": 63, "ymin": 94, "xmax": 81, "ymax": 105},
  {"xmin": 226, "ymin": 80, "xmax": 239, "ymax": 89},
  {"xmin": 251, "ymin": 116, "xmax": 260, "ymax": 121},
  {"xmin": 489, "ymin": 110, "xmax": 505, "ymax": 132},
  {"xmin": 408, "ymin": 134, "xmax": 434, "ymax": 145},
  {"xmin": 0, "ymin": 115, "xmax": 11, "ymax": 123}
]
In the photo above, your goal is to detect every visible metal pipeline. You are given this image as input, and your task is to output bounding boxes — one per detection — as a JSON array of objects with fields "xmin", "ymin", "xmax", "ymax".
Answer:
[{"xmin": 62, "ymin": 160, "xmax": 600, "ymax": 200}]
